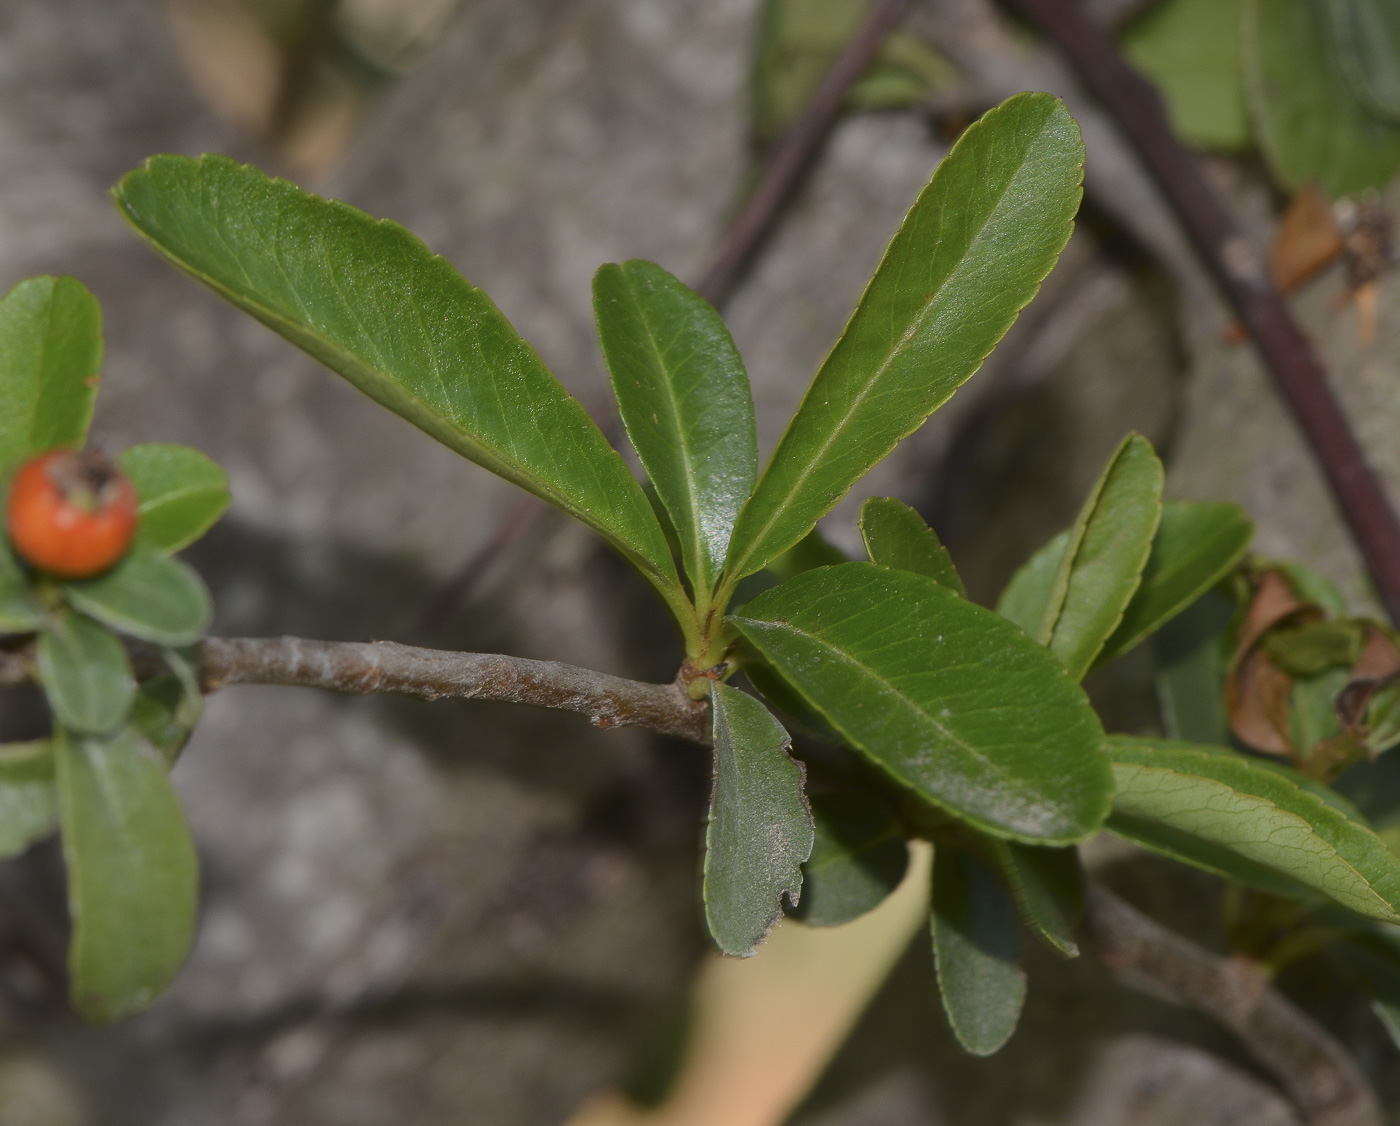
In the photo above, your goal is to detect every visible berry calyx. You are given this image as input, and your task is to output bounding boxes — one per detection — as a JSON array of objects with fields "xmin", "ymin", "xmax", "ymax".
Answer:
[{"xmin": 6, "ymin": 450, "xmax": 138, "ymax": 579}]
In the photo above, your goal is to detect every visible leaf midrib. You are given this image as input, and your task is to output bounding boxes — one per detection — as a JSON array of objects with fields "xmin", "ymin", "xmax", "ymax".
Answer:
[{"xmin": 728, "ymin": 114, "xmax": 1058, "ymax": 581}]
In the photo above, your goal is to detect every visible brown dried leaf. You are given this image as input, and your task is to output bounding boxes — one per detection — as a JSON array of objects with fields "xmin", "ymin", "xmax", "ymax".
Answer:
[
  {"xmin": 1269, "ymin": 184, "xmax": 1343, "ymax": 294},
  {"xmin": 1226, "ymin": 570, "xmax": 1317, "ymax": 756}
]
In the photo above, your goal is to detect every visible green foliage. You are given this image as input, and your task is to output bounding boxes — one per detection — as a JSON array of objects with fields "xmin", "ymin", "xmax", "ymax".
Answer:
[
  {"xmin": 1036, "ymin": 434, "xmax": 1163, "ymax": 680},
  {"xmin": 119, "ymin": 443, "xmax": 230, "ymax": 552},
  {"xmin": 1106, "ymin": 737, "xmax": 1400, "ymax": 921},
  {"xmin": 992, "ymin": 840, "xmax": 1082, "ymax": 958},
  {"xmin": 0, "ymin": 537, "xmax": 44, "ymax": 631},
  {"xmin": 789, "ymin": 790, "xmax": 909, "ymax": 927},
  {"xmin": 114, "ymin": 155, "xmax": 688, "ymax": 630},
  {"xmin": 722, "ymin": 93, "xmax": 1085, "ymax": 586},
  {"xmin": 594, "ymin": 261, "xmax": 757, "ymax": 602},
  {"xmin": 732, "ymin": 563, "xmax": 1112, "ymax": 844},
  {"xmin": 930, "ymin": 845, "xmax": 1026, "ymax": 1056},
  {"xmin": 751, "ymin": 0, "xmax": 957, "ymax": 145},
  {"xmin": 0, "ymin": 276, "xmax": 101, "ymax": 477},
  {"xmin": 65, "ymin": 546, "xmax": 212, "ymax": 646},
  {"xmin": 1155, "ymin": 590, "xmax": 1235, "ymax": 745},
  {"xmin": 1122, "ymin": 0, "xmax": 1250, "ymax": 149},
  {"xmin": 704, "ymin": 685, "xmax": 813, "ymax": 956},
  {"xmin": 37, "ymin": 611, "xmax": 137, "ymax": 735},
  {"xmin": 55, "ymin": 725, "xmax": 197, "ymax": 1023},
  {"xmin": 1244, "ymin": 0, "xmax": 1400, "ymax": 196},
  {"xmin": 1331, "ymin": 0, "xmax": 1400, "ymax": 121},
  {"xmin": 858, "ymin": 496, "xmax": 966, "ymax": 596},
  {"xmin": 1097, "ymin": 501, "xmax": 1252, "ymax": 668},
  {"xmin": 0, "ymin": 741, "xmax": 58, "ymax": 858}
]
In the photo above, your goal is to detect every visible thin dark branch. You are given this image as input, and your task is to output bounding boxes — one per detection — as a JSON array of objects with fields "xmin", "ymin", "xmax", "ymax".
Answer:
[
  {"xmin": 694, "ymin": 0, "xmax": 914, "ymax": 306},
  {"xmin": 195, "ymin": 637, "xmax": 710, "ymax": 745},
  {"xmin": 1086, "ymin": 885, "xmax": 1380, "ymax": 1126},
  {"xmin": 1006, "ymin": 0, "xmax": 1400, "ymax": 626}
]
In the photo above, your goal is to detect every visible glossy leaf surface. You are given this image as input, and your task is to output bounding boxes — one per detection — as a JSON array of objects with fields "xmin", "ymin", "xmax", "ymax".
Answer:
[
  {"xmin": 114, "ymin": 156, "xmax": 681, "ymax": 605},
  {"xmin": 704, "ymin": 685, "xmax": 813, "ymax": 956},
  {"xmin": 37, "ymin": 612, "xmax": 135, "ymax": 734},
  {"xmin": 1244, "ymin": 0, "xmax": 1400, "ymax": 196},
  {"xmin": 0, "ymin": 741, "xmax": 57, "ymax": 858},
  {"xmin": 118, "ymin": 444, "xmax": 230, "ymax": 553},
  {"xmin": 56, "ymin": 725, "xmax": 197, "ymax": 1022},
  {"xmin": 789, "ymin": 790, "xmax": 909, "ymax": 927},
  {"xmin": 992, "ymin": 840, "xmax": 1081, "ymax": 958},
  {"xmin": 1107, "ymin": 736, "xmax": 1400, "ymax": 920},
  {"xmin": 594, "ymin": 261, "xmax": 756, "ymax": 597},
  {"xmin": 931, "ymin": 845, "xmax": 1026, "ymax": 1056},
  {"xmin": 859, "ymin": 496, "xmax": 965, "ymax": 596},
  {"xmin": 66, "ymin": 546, "xmax": 212, "ymax": 646},
  {"xmin": 1096, "ymin": 500, "xmax": 1252, "ymax": 668},
  {"xmin": 732, "ymin": 563, "xmax": 1112, "ymax": 844},
  {"xmin": 1037, "ymin": 434, "xmax": 1163, "ymax": 681},
  {"xmin": 0, "ymin": 276, "xmax": 101, "ymax": 477},
  {"xmin": 723, "ymin": 93, "xmax": 1084, "ymax": 584}
]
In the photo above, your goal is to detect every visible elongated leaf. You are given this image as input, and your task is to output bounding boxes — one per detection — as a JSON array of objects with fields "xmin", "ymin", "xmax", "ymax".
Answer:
[
  {"xmin": 731, "ymin": 563, "xmax": 1112, "ymax": 844},
  {"xmin": 1330, "ymin": 0, "xmax": 1400, "ymax": 121},
  {"xmin": 789, "ymin": 790, "xmax": 909, "ymax": 926},
  {"xmin": 114, "ymin": 156, "xmax": 682, "ymax": 607},
  {"xmin": 66, "ymin": 546, "xmax": 212, "ymax": 645},
  {"xmin": 130, "ymin": 648, "xmax": 204, "ymax": 765},
  {"xmin": 996, "ymin": 530, "xmax": 1068, "ymax": 635},
  {"xmin": 1156, "ymin": 589, "xmax": 1235, "ymax": 745},
  {"xmin": 594, "ymin": 261, "xmax": 756, "ymax": 597},
  {"xmin": 118, "ymin": 444, "xmax": 230, "ymax": 553},
  {"xmin": 1037, "ymin": 434, "xmax": 1163, "ymax": 680},
  {"xmin": 1107, "ymin": 736, "xmax": 1400, "ymax": 921},
  {"xmin": 722, "ymin": 93, "xmax": 1084, "ymax": 584},
  {"xmin": 1244, "ymin": 0, "xmax": 1400, "ymax": 196},
  {"xmin": 1096, "ymin": 501, "xmax": 1252, "ymax": 668},
  {"xmin": 55, "ymin": 725, "xmax": 197, "ymax": 1022},
  {"xmin": 704, "ymin": 685, "xmax": 813, "ymax": 956},
  {"xmin": 0, "ymin": 537, "xmax": 43, "ymax": 632},
  {"xmin": 0, "ymin": 740, "xmax": 57, "ymax": 857},
  {"xmin": 0, "ymin": 276, "xmax": 102, "ymax": 477},
  {"xmin": 859, "ymin": 496, "xmax": 965, "ymax": 596},
  {"xmin": 992, "ymin": 840, "xmax": 1081, "ymax": 958},
  {"xmin": 1122, "ymin": 0, "xmax": 1251, "ymax": 149},
  {"xmin": 36, "ymin": 612, "xmax": 135, "ymax": 734},
  {"xmin": 931, "ymin": 845, "xmax": 1026, "ymax": 1056}
]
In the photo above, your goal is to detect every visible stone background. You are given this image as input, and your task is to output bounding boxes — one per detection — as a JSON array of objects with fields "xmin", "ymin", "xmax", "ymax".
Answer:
[{"xmin": 0, "ymin": 0, "xmax": 1395, "ymax": 1122}]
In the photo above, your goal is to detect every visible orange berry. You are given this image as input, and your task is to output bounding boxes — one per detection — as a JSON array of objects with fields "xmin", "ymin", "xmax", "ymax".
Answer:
[{"xmin": 6, "ymin": 450, "xmax": 138, "ymax": 579}]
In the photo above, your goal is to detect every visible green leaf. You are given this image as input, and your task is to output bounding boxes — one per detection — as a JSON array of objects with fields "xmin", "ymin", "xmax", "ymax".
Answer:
[
  {"xmin": 721, "ymin": 93, "xmax": 1084, "ymax": 586},
  {"xmin": 0, "ymin": 740, "xmax": 57, "ymax": 858},
  {"xmin": 859, "ymin": 496, "xmax": 965, "ymax": 597},
  {"xmin": 36, "ymin": 611, "xmax": 135, "ymax": 734},
  {"xmin": 731, "ymin": 563, "xmax": 1112, "ymax": 844},
  {"xmin": 1096, "ymin": 501, "xmax": 1252, "ymax": 668},
  {"xmin": 593, "ymin": 261, "xmax": 757, "ymax": 599},
  {"xmin": 0, "ymin": 276, "xmax": 102, "ymax": 477},
  {"xmin": 751, "ymin": 0, "xmax": 958, "ymax": 145},
  {"xmin": 0, "ymin": 536, "xmax": 43, "ymax": 632},
  {"xmin": 1374, "ymin": 1000, "xmax": 1400, "ymax": 1050},
  {"xmin": 130, "ymin": 648, "xmax": 204, "ymax": 765},
  {"xmin": 789, "ymin": 790, "xmax": 909, "ymax": 927},
  {"xmin": 1106, "ymin": 735, "xmax": 1400, "ymax": 921},
  {"xmin": 931, "ymin": 845, "xmax": 1026, "ymax": 1056},
  {"xmin": 704, "ymin": 685, "xmax": 814, "ymax": 956},
  {"xmin": 1036, "ymin": 434, "xmax": 1163, "ymax": 681},
  {"xmin": 991, "ymin": 840, "xmax": 1081, "ymax": 958},
  {"xmin": 1264, "ymin": 619, "xmax": 1364, "ymax": 676},
  {"xmin": 65, "ymin": 545, "xmax": 212, "ymax": 645},
  {"xmin": 1121, "ymin": 0, "xmax": 1251, "ymax": 150},
  {"xmin": 113, "ymin": 156, "xmax": 685, "ymax": 617},
  {"xmin": 996, "ymin": 530, "xmax": 1068, "ymax": 636},
  {"xmin": 1155, "ymin": 590, "xmax": 1238, "ymax": 745},
  {"xmin": 55, "ymin": 725, "xmax": 197, "ymax": 1023},
  {"xmin": 118, "ymin": 444, "xmax": 230, "ymax": 553},
  {"xmin": 1244, "ymin": 0, "xmax": 1400, "ymax": 197},
  {"xmin": 1329, "ymin": 0, "xmax": 1400, "ymax": 122}
]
